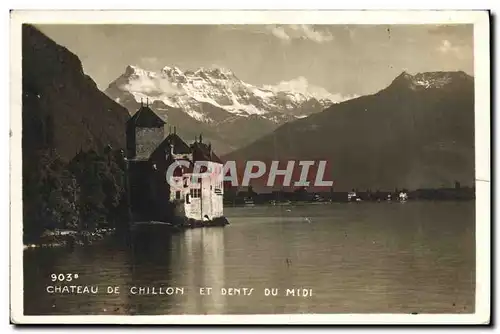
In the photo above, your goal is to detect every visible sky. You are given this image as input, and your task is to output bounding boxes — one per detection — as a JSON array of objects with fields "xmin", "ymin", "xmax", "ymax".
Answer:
[{"xmin": 36, "ymin": 24, "xmax": 473, "ymax": 98}]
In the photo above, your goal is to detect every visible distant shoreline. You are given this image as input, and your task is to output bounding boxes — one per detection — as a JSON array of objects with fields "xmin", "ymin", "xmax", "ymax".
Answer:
[{"xmin": 224, "ymin": 197, "xmax": 474, "ymax": 208}]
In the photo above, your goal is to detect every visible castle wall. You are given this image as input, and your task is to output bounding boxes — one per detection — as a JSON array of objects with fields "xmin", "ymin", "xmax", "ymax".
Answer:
[
  {"xmin": 128, "ymin": 161, "xmax": 154, "ymax": 220},
  {"xmin": 182, "ymin": 162, "xmax": 224, "ymax": 220},
  {"xmin": 208, "ymin": 162, "xmax": 224, "ymax": 218}
]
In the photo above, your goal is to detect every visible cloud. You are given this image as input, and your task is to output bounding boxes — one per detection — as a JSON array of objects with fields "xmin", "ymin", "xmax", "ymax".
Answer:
[
  {"xmin": 264, "ymin": 76, "xmax": 357, "ymax": 103},
  {"xmin": 437, "ymin": 39, "xmax": 462, "ymax": 56},
  {"xmin": 289, "ymin": 25, "xmax": 334, "ymax": 43},
  {"xmin": 121, "ymin": 66, "xmax": 182, "ymax": 97},
  {"xmin": 266, "ymin": 25, "xmax": 334, "ymax": 44},
  {"xmin": 221, "ymin": 25, "xmax": 334, "ymax": 44},
  {"xmin": 122, "ymin": 79, "xmax": 181, "ymax": 97},
  {"xmin": 267, "ymin": 26, "xmax": 291, "ymax": 42}
]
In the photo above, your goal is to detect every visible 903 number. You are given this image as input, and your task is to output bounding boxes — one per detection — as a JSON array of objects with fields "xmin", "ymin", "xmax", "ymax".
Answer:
[{"xmin": 50, "ymin": 273, "xmax": 79, "ymax": 282}]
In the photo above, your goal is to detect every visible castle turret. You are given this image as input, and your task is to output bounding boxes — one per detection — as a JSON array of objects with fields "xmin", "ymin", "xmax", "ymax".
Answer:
[{"xmin": 126, "ymin": 102, "xmax": 167, "ymax": 159}]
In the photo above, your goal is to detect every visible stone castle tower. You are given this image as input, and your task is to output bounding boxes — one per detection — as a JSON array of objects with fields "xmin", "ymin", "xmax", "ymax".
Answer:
[{"xmin": 126, "ymin": 100, "xmax": 166, "ymax": 160}]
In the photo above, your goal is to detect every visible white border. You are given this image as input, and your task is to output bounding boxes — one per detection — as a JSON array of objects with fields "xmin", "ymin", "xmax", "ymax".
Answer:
[{"xmin": 9, "ymin": 10, "xmax": 491, "ymax": 325}]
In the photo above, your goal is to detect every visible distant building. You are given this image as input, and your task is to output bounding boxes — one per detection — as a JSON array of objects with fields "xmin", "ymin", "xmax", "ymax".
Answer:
[
  {"xmin": 398, "ymin": 191, "xmax": 408, "ymax": 202},
  {"xmin": 126, "ymin": 102, "xmax": 224, "ymax": 222}
]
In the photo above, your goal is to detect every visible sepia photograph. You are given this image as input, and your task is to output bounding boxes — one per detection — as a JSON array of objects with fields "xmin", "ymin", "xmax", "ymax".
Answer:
[{"xmin": 9, "ymin": 10, "xmax": 490, "ymax": 324}]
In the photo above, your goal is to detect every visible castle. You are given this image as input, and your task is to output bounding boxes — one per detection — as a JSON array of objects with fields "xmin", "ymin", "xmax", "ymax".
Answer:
[{"xmin": 125, "ymin": 102, "xmax": 224, "ymax": 224}]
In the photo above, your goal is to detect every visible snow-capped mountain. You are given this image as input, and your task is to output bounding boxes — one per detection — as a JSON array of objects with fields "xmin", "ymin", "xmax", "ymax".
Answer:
[
  {"xmin": 263, "ymin": 76, "xmax": 358, "ymax": 104},
  {"xmin": 389, "ymin": 71, "xmax": 472, "ymax": 91},
  {"xmin": 105, "ymin": 65, "xmax": 353, "ymax": 154},
  {"xmin": 105, "ymin": 65, "xmax": 347, "ymax": 124}
]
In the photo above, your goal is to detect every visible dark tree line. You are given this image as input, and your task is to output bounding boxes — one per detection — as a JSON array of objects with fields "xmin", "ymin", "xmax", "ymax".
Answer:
[{"xmin": 23, "ymin": 147, "xmax": 129, "ymax": 244}]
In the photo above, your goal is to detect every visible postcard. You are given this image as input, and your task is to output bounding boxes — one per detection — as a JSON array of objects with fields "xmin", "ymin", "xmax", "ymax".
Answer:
[{"xmin": 9, "ymin": 10, "xmax": 490, "ymax": 325}]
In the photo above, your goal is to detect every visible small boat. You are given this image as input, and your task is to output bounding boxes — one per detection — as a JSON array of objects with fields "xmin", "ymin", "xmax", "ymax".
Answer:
[
  {"xmin": 244, "ymin": 197, "xmax": 255, "ymax": 206},
  {"xmin": 347, "ymin": 191, "xmax": 358, "ymax": 202}
]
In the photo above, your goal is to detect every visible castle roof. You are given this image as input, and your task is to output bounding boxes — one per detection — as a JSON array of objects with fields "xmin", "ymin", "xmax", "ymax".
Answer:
[
  {"xmin": 128, "ymin": 105, "xmax": 166, "ymax": 128},
  {"xmin": 152, "ymin": 133, "xmax": 191, "ymax": 158},
  {"xmin": 191, "ymin": 141, "xmax": 223, "ymax": 164}
]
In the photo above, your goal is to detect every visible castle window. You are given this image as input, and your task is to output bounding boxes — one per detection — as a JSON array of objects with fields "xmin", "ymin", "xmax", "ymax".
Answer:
[
  {"xmin": 173, "ymin": 166, "xmax": 183, "ymax": 177},
  {"xmin": 190, "ymin": 188, "xmax": 201, "ymax": 198},
  {"xmin": 175, "ymin": 191, "xmax": 181, "ymax": 200}
]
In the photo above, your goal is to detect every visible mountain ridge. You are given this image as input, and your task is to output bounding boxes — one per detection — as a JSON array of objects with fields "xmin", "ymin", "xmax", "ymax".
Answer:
[
  {"xmin": 106, "ymin": 64, "xmax": 349, "ymax": 122},
  {"xmin": 105, "ymin": 64, "xmax": 355, "ymax": 154},
  {"xmin": 224, "ymin": 70, "xmax": 475, "ymax": 191}
]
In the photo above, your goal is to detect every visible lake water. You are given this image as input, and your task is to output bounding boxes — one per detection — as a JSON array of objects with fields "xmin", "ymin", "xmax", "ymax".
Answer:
[{"xmin": 23, "ymin": 201, "xmax": 475, "ymax": 315}]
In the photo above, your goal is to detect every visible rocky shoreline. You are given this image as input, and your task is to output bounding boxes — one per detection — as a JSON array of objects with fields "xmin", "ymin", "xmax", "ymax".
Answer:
[
  {"xmin": 23, "ymin": 228, "xmax": 116, "ymax": 250},
  {"xmin": 24, "ymin": 217, "xmax": 231, "ymax": 250}
]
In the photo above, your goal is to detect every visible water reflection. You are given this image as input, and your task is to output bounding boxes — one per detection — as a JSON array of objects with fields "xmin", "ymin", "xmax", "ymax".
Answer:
[
  {"xmin": 126, "ymin": 234, "xmax": 174, "ymax": 314},
  {"xmin": 181, "ymin": 228, "xmax": 226, "ymax": 313},
  {"xmin": 24, "ymin": 202, "xmax": 475, "ymax": 315},
  {"xmin": 200, "ymin": 228, "xmax": 226, "ymax": 313}
]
